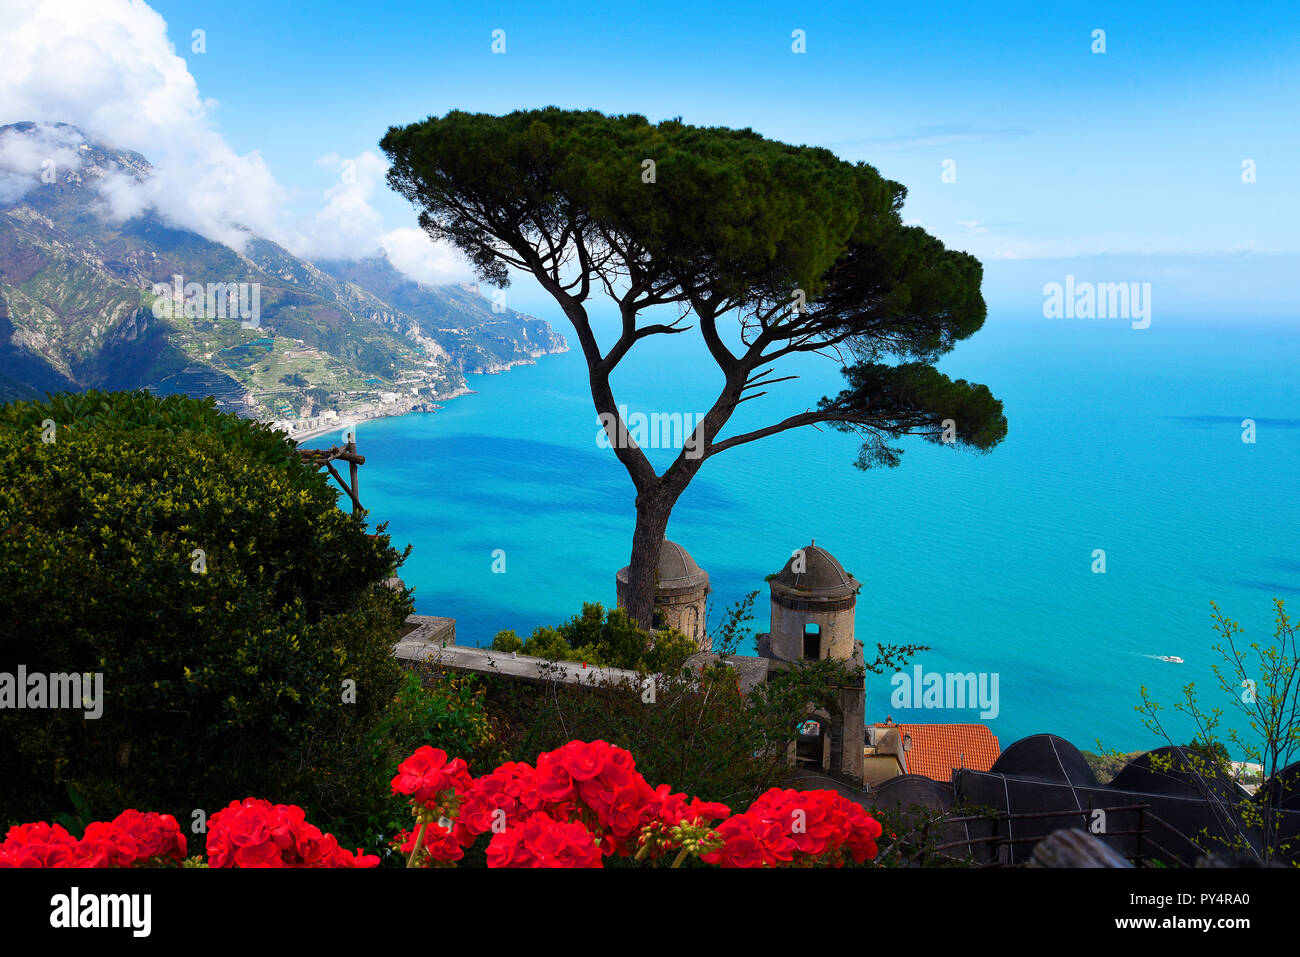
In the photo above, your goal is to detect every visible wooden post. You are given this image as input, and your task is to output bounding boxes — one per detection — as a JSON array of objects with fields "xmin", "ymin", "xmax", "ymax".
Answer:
[
  {"xmin": 294, "ymin": 441, "xmax": 364, "ymax": 514},
  {"xmin": 347, "ymin": 437, "xmax": 360, "ymax": 514}
]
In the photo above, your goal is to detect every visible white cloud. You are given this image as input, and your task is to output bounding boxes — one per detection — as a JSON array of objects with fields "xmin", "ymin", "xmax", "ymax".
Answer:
[
  {"xmin": 378, "ymin": 226, "xmax": 476, "ymax": 286},
  {"xmin": 0, "ymin": 0, "xmax": 470, "ymax": 283},
  {"xmin": 303, "ymin": 152, "xmax": 390, "ymax": 260},
  {"xmin": 0, "ymin": 122, "xmax": 85, "ymax": 202},
  {"xmin": 0, "ymin": 0, "xmax": 286, "ymax": 252},
  {"xmin": 297, "ymin": 151, "xmax": 474, "ymax": 284}
]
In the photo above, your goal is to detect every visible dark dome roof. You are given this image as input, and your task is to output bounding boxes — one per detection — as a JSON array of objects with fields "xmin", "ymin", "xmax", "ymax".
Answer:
[
  {"xmin": 616, "ymin": 540, "xmax": 709, "ymax": 595},
  {"xmin": 1258, "ymin": 761, "xmax": 1300, "ymax": 810},
  {"xmin": 1110, "ymin": 746, "xmax": 1249, "ymax": 804},
  {"xmin": 770, "ymin": 541, "xmax": 858, "ymax": 601},
  {"xmin": 871, "ymin": 773, "xmax": 958, "ymax": 813},
  {"xmin": 988, "ymin": 734, "xmax": 1098, "ymax": 787}
]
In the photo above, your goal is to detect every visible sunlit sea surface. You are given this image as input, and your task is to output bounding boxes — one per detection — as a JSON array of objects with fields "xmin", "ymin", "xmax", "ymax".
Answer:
[{"xmin": 351, "ymin": 309, "xmax": 1298, "ymax": 755}]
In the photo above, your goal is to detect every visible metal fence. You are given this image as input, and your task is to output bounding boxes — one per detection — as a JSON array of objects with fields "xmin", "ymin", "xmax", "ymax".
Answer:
[{"xmin": 928, "ymin": 802, "xmax": 1198, "ymax": 867}]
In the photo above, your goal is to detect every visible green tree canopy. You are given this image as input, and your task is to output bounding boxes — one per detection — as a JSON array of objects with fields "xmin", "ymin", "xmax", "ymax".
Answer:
[{"xmin": 382, "ymin": 108, "xmax": 1006, "ymax": 625}]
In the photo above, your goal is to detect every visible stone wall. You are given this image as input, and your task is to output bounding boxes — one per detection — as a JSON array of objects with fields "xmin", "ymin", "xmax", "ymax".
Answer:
[{"xmin": 768, "ymin": 601, "xmax": 856, "ymax": 662}]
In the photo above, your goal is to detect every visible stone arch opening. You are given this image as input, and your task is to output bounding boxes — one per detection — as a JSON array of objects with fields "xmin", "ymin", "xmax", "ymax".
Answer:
[
  {"xmin": 803, "ymin": 623, "xmax": 821, "ymax": 660},
  {"xmin": 795, "ymin": 708, "xmax": 834, "ymax": 770}
]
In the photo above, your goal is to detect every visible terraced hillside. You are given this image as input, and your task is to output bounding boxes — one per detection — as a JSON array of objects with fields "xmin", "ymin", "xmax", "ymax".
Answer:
[{"xmin": 0, "ymin": 121, "xmax": 567, "ymax": 421}]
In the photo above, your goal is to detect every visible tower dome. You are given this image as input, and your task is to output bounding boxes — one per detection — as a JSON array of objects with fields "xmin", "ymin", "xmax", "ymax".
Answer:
[
  {"xmin": 765, "ymin": 540, "xmax": 858, "ymax": 662},
  {"xmin": 616, "ymin": 539, "xmax": 711, "ymax": 647},
  {"xmin": 649, "ymin": 540, "xmax": 709, "ymax": 594},
  {"xmin": 769, "ymin": 541, "xmax": 859, "ymax": 605}
]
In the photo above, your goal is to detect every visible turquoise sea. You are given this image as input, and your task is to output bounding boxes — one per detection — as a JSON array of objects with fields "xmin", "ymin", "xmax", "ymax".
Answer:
[{"xmin": 350, "ymin": 307, "xmax": 1298, "ymax": 756}]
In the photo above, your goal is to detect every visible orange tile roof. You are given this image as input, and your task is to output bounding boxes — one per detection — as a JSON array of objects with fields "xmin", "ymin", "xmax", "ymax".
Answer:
[{"xmin": 876, "ymin": 723, "xmax": 1001, "ymax": 782}]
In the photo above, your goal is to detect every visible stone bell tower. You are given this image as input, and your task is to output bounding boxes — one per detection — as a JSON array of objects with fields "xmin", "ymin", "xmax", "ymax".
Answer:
[
  {"xmin": 766, "ymin": 540, "xmax": 859, "ymax": 663},
  {"xmin": 760, "ymin": 540, "xmax": 866, "ymax": 783},
  {"xmin": 616, "ymin": 539, "xmax": 711, "ymax": 650}
]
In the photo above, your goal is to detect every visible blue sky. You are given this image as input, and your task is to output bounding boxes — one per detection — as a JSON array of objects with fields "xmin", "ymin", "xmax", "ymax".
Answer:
[
  {"xmin": 3, "ymin": 0, "xmax": 1297, "ymax": 316},
  {"xmin": 149, "ymin": 0, "xmax": 1299, "ymax": 260}
]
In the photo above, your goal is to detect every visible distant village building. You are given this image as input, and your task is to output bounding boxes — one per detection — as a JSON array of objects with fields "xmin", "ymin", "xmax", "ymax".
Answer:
[{"xmin": 864, "ymin": 720, "xmax": 1001, "ymax": 786}]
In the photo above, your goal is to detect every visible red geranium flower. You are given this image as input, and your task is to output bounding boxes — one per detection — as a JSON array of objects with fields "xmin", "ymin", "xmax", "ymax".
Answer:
[
  {"xmin": 391, "ymin": 746, "xmax": 471, "ymax": 808},
  {"xmin": 485, "ymin": 812, "xmax": 602, "ymax": 869},
  {"xmin": 207, "ymin": 798, "xmax": 377, "ymax": 868}
]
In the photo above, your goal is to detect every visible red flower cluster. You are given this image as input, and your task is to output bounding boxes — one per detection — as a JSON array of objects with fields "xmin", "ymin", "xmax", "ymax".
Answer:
[
  {"xmin": 534, "ymin": 740, "xmax": 660, "ymax": 852},
  {"xmin": 2, "ymin": 742, "xmax": 884, "ymax": 870},
  {"xmin": 701, "ymin": 788, "xmax": 883, "ymax": 867},
  {"xmin": 0, "ymin": 822, "xmax": 81, "ymax": 868},
  {"xmin": 391, "ymin": 746, "xmax": 473, "ymax": 811},
  {"xmin": 80, "ymin": 810, "xmax": 187, "ymax": 867},
  {"xmin": 206, "ymin": 798, "xmax": 378, "ymax": 868},
  {"xmin": 393, "ymin": 739, "xmax": 735, "ymax": 868},
  {"xmin": 392, "ymin": 742, "xmax": 885, "ymax": 869},
  {"xmin": 0, "ymin": 811, "xmax": 186, "ymax": 868},
  {"xmin": 485, "ymin": 811, "xmax": 603, "ymax": 868},
  {"xmin": 444, "ymin": 760, "xmax": 539, "ymax": 847},
  {"xmin": 651, "ymin": 787, "xmax": 732, "ymax": 832}
]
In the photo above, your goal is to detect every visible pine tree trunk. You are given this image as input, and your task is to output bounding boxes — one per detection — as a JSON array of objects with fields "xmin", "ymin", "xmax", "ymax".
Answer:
[{"xmin": 623, "ymin": 488, "xmax": 673, "ymax": 629}]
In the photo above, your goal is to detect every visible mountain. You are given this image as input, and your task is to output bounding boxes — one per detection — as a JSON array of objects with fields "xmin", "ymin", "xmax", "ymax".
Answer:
[
  {"xmin": 315, "ymin": 256, "xmax": 567, "ymax": 374},
  {"xmin": 0, "ymin": 121, "xmax": 567, "ymax": 425}
]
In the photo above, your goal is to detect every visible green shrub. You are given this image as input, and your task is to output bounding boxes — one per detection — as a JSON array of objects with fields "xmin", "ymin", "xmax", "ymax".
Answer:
[
  {"xmin": 0, "ymin": 389, "xmax": 311, "ymax": 479},
  {"xmin": 491, "ymin": 629, "xmax": 524, "ymax": 653},
  {"xmin": 522, "ymin": 626, "xmax": 580, "ymax": 663},
  {"xmin": 484, "ymin": 647, "xmax": 862, "ymax": 812},
  {"xmin": 371, "ymin": 666, "xmax": 495, "ymax": 763},
  {"xmin": 0, "ymin": 397, "xmax": 411, "ymax": 842},
  {"xmin": 483, "ymin": 594, "xmax": 912, "ymax": 815},
  {"xmin": 490, "ymin": 602, "xmax": 697, "ymax": 672}
]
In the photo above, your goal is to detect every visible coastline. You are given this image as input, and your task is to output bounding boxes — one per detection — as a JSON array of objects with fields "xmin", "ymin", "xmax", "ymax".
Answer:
[
  {"xmin": 281, "ymin": 345, "xmax": 569, "ymax": 445},
  {"xmin": 471, "ymin": 347, "xmax": 569, "ymax": 375},
  {"xmin": 285, "ymin": 394, "xmax": 468, "ymax": 444}
]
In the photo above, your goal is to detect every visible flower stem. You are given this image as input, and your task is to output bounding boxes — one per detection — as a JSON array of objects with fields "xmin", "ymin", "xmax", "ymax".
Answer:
[
  {"xmin": 670, "ymin": 846, "xmax": 690, "ymax": 869},
  {"xmin": 406, "ymin": 821, "xmax": 427, "ymax": 869}
]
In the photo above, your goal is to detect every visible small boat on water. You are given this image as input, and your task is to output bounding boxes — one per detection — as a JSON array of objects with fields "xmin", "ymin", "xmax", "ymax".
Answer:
[{"xmin": 1155, "ymin": 655, "xmax": 1184, "ymax": 663}]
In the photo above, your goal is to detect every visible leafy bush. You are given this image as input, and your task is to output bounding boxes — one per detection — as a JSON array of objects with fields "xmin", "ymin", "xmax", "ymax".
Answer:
[
  {"xmin": 0, "ymin": 389, "xmax": 311, "ymax": 478},
  {"xmin": 371, "ymin": 666, "xmax": 496, "ymax": 764},
  {"xmin": 0, "ymin": 395, "xmax": 411, "ymax": 842},
  {"xmin": 485, "ymin": 594, "xmax": 920, "ymax": 813},
  {"xmin": 491, "ymin": 602, "xmax": 697, "ymax": 672},
  {"xmin": 491, "ymin": 630, "xmax": 524, "ymax": 653}
]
